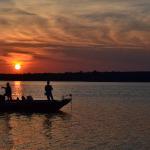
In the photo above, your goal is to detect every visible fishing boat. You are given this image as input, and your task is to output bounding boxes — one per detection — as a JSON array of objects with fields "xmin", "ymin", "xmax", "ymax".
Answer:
[{"xmin": 0, "ymin": 95, "xmax": 72, "ymax": 113}]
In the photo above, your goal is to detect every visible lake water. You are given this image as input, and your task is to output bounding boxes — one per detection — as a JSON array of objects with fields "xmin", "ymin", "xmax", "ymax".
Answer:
[{"xmin": 0, "ymin": 81, "xmax": 150, "ymax": 150}]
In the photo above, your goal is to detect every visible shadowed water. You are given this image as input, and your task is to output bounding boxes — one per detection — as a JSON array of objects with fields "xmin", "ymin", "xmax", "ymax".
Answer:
[{"xmin": 0, "ymin": 81, "xmax": 150, "ymax": 150}]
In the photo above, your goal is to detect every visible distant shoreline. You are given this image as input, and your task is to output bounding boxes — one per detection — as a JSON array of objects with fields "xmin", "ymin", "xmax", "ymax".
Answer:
[{"xmin": 0, "ymin": 71, "xmax": 150, "ymax": 82}]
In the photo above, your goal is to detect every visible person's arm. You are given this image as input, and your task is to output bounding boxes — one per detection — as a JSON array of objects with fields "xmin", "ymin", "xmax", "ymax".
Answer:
[
  {"xmin": 45, "ymin": 86, "xmax": 47, "ymax": 91},
  {"xmin": 45, "ymin": 86, "xmax": 47, "ymax": 95},
  {"xmin": 10, "ymin": 88, "xmax": 12, "ymax": 94},
  {"xmin": 1, "ymin": 87, "xmax": 6, "ymax": 89}
]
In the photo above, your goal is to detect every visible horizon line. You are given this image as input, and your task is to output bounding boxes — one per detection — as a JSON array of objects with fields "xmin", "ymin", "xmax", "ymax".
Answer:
[{"xmin": 1, "ymin": 71, "xmax": 150, "ymax": 75}]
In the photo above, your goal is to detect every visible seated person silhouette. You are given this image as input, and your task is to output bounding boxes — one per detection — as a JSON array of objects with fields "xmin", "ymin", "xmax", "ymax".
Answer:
[
  {"xmin": 45, "ymin": 81, "xmax": 54, "ymax": 100},
  {"xmin": 21, "ymin": 96, "xmax": 26, "ymax": 101}
]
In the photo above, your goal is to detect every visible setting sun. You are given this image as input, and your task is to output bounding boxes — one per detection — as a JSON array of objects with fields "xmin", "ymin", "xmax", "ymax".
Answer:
[{"xmin": 15, "ymin": 64, "xmax": 21, "ymax": 70}]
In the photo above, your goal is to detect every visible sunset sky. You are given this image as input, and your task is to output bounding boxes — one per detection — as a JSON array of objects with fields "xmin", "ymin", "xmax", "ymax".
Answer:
[{"xmin": 0, "ymin": 0, "xmax": 150, "ymax": 73}]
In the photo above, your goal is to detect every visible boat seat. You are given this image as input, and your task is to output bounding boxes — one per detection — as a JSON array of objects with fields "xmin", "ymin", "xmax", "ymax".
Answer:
[{"xmin": 26, "ymin": 96, "xmax": 34, "ymax": 101}]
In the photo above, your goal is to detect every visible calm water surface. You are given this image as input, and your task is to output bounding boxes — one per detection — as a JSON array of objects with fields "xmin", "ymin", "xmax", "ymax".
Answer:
[{"xmin": 0, "ymin": 81, "xmax": 150, "ymax": 150}]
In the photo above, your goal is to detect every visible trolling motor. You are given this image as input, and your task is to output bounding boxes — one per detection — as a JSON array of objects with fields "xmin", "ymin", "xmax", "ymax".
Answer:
[
  {"xmin": 62, "ymin": 94, "xmax": 72, "ymax": 100},
  {"xmin": 61, "ymin": 94, "xmax": 73, "ymax": 111}
]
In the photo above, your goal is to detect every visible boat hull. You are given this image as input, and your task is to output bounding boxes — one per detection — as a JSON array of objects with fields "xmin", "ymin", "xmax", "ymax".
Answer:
[{"xmin": 0, "ymin": 99, "xmax": 71, "ymax": 113}]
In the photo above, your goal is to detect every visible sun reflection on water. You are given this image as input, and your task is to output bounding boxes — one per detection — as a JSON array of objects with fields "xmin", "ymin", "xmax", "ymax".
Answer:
[{"xmin": 12, "ymin": 81, "xmax": 23, "ymax": 99}]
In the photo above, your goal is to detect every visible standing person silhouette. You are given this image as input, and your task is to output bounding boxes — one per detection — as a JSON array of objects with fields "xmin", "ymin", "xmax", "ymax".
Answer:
[
  {"xmin": 2, "ymin": 82, "xmax": 12, "ymax": 100},
  {"xmin": 45, "ymin": 81, "xmax": 54, "ymax": 101}
]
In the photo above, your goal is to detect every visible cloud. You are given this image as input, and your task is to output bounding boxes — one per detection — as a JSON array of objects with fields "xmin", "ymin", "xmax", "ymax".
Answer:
[{"xmin": 0, "ymin": 0, "xmax": 149, "ymax": 72}]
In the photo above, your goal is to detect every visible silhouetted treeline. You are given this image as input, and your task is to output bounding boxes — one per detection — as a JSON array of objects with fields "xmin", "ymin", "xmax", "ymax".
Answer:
[{"xmin": 0, "ymin": 71, "xmax": 150, "ymax": 82}]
